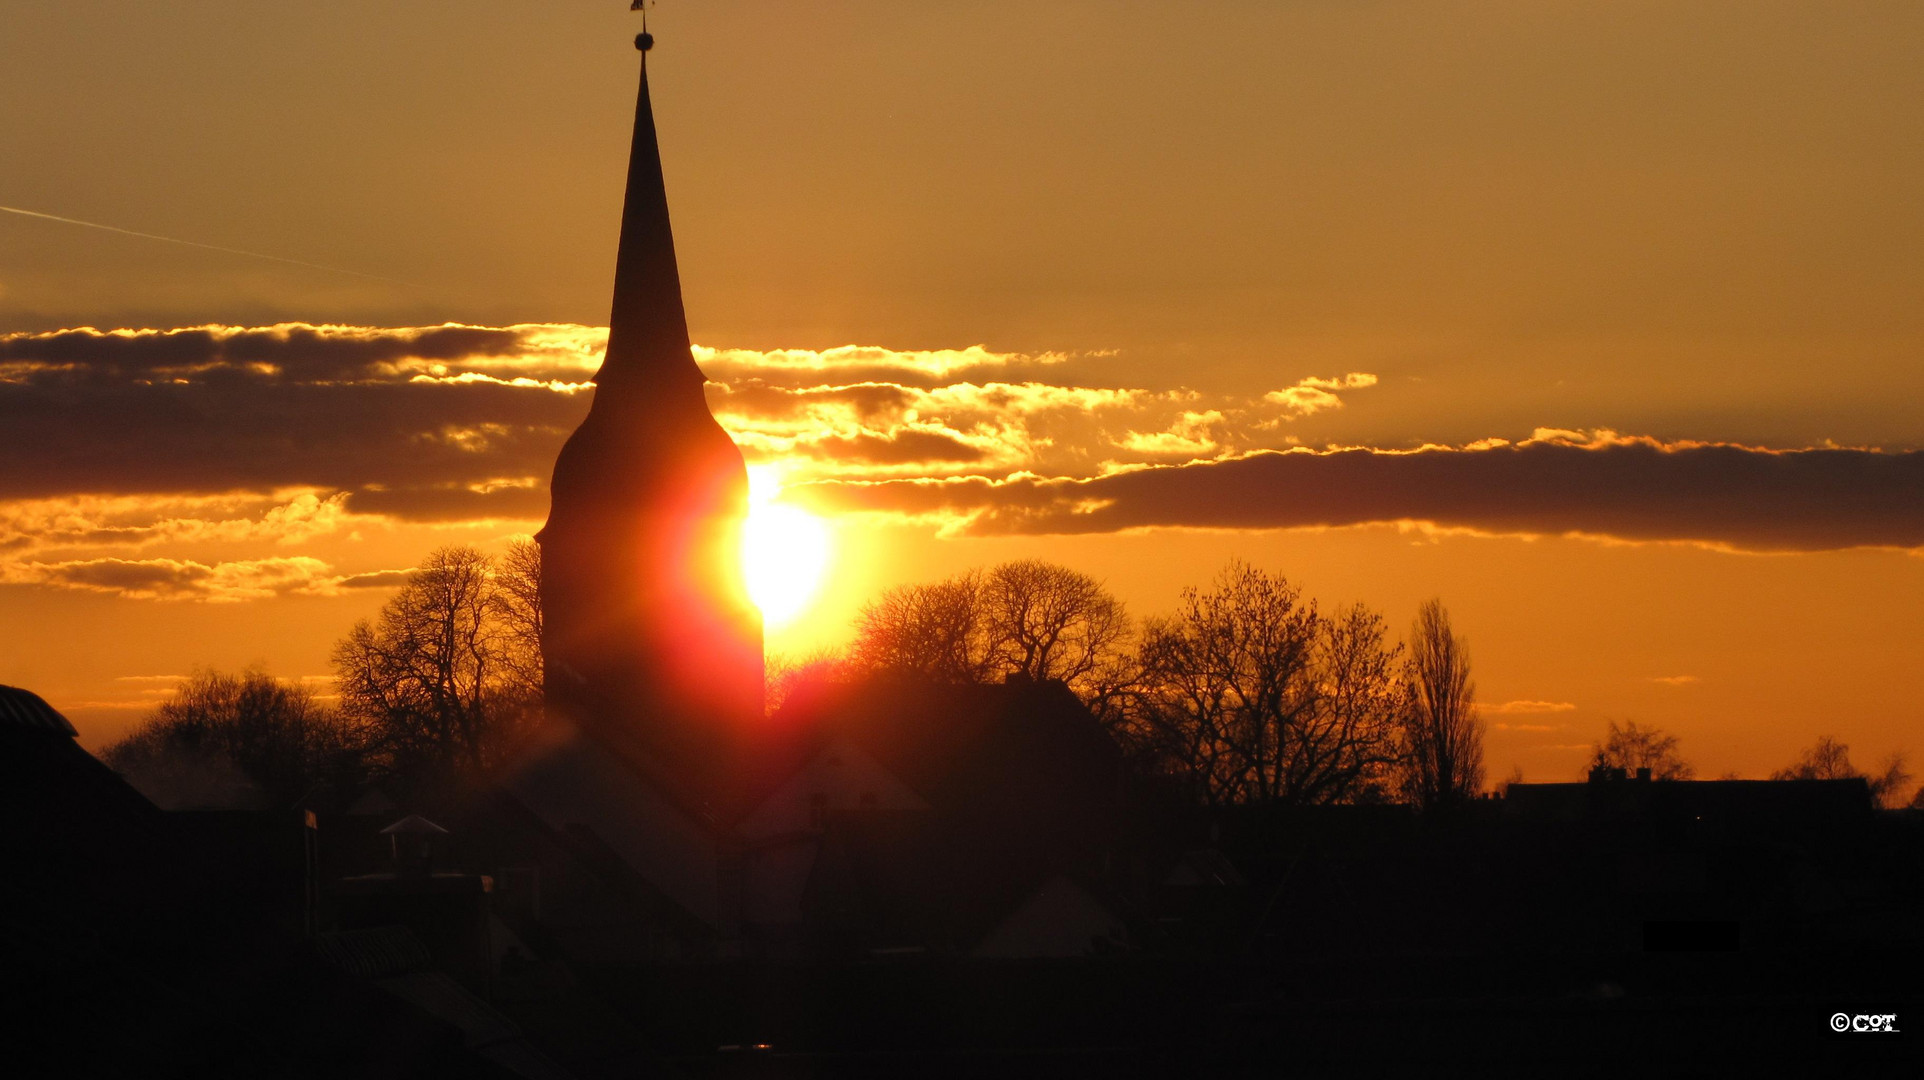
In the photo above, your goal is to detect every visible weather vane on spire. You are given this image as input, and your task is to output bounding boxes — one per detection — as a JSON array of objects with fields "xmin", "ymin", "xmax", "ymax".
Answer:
[{"xmin": 631, "ymin": 0, "xmax": 655, "ymax": 52}]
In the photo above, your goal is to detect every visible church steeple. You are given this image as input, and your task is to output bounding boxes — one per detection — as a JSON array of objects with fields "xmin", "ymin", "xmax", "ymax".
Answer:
[
  {"xmin": 538, "ymin": 28, "xmax": 765, "ymax": 796},
  {"xmin": 597, "ymin": 34, "xmax": 702, "ymax": 398}
]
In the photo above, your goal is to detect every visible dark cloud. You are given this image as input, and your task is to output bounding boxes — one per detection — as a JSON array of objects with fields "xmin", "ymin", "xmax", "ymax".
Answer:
[
  {"xmin": 800, "ymin": 429, "xmax": 990, "ymax": 466},
  {"xmin": 0, "ymin": 377, "xmax": 583, "ymax": 505},
  {"xmin": 342, "ymin": 484, "xmax": 549, "ymax": 523},
  {"xmin": 49, "ymin": 559, "xmax": 207, "ymax": 593},
  {"xmin": 7, "ymin": 323, "xmax": 1919, "ymax": 556},
  {"xmin": 797, "ymin": 439, "xmax": 1924, "ymax": 552},
  {"xmin": 336, "ymin": 569, "xmax": 414, "ymax": 589},
  {"xmin": 0, "ymin": 325, "xmax": 603, "ymax": 527},
  {"xmin": 2, "ymin": 555, "xmax": 339, "ymax": 600},
  {"xmin": 0, "ymin": 323, "xmax": 1373, "ymax": 527},
  {"xmin": 0, "ymin": 323, "xmax": 539, "ymax": 380}
]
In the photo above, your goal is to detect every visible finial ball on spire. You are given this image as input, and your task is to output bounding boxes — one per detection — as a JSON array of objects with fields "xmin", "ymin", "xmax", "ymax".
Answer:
[{"xmin": 636, "ymin": 32, "xmax": 654, "ymax": 51}]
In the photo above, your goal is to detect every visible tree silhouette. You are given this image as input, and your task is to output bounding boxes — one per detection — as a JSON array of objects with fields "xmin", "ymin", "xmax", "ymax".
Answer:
[
  {"xmin": 1129, "ymin": 563, "xmax": 1403, "ymax": 806},
  {"xmin": 332, "ymin": 545, "xmax": 539, "ymax": 781},
  {"xmin": 982, "ymin": 559, "xmax": 1132, "ymax": 686},
  {"xmin": 1772, "ymin": 735, "xmax": 1912, "ymax": 808},
  {"xmin": 1309, "ymin": 603, "xmax": 1409, "ymax": 803},
  {"xmin": 1400, "ymin": 599, "xmax": 1484, "ymax": 809},
  {"xmin": 848, "ymin": 561, "xmax": 1136, "ymax": 713},
  {"xmin": 850, "ymin": 571, "xmax": 992, "ymax": 684},
  {"xmin": 1589, "ymin": 719, "xmax": 1693, "ymax": 780},
  {"xmin": 100, "ymin": 667, "xmax": 361, "ymax": 809},
  {"xmin": 494, "ymin": 537, "xmax": 545, "ymax": 703}
]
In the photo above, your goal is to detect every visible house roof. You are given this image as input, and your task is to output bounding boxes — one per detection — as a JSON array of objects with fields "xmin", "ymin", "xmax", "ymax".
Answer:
[
  {"xmin": 749, "ymin": 673, "xmax": 1121, "ymax": 819},
  {"xmin": 0, "ymin": 684, "xmax": 78, "ymax": 737},
  {"xmin": 1505, "ymin": 777, "xmax": 1876, "ymax": 822},
  {"xmin": 380, "ymin": 814, "xmax": 450, "ymax": 836},
  {"xmin": 765, "ymin": 674, "xmax": 1129, "ymax": 952}
]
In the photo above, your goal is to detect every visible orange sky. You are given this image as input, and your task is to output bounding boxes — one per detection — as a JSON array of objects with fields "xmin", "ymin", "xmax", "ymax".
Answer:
[{"xmin": 2, "ymin": 2, "xmax": 1920, "ymax": 791}]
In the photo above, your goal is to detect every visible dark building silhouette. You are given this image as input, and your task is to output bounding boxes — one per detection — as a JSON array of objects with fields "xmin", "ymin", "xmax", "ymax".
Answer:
[
  {"xmin": 538, "ymin": 33, "xmax": 763, "ymax": 793},
  {"xmin": 509, "ymin": 31, "xmax": 1137, "ymax": 972},
  {"xmin": 0, "ymin": 685, "xmax": 581, "ymax": 1077},
  {"xmin": 12, "ymin": 23, "xmax": 1923, "ymax": 1075},
  {"xmin": 733, "ymin": 674, "xmax": 1128, "ymax": 959},
  {"xmin": 1506, "ymin": 770, "xmax": 1877, "ymax": 825}
]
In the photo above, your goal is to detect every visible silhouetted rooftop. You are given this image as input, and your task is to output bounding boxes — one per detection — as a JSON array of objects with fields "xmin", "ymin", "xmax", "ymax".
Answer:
[
  {"xmin": 0, "ymin": 683, "xmax": 77, "ymax": 736},
  {"xmin": 381, "ymin": 813, "xmax": 451, "ymax": 836},
  {"xmin": 1506, "ymin": 776, "xmax": 1876, "ymax": 822}
]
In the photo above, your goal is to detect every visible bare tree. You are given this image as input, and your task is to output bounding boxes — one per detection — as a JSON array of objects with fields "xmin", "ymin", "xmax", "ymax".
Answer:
[
  {"xmin": 1400, "ymin": 599, "xmax": 1484, "ymax": 809},
  {"xmin": 848, "ymin": 559, "xmax": 1138, "ymax": 725},
  {"xmin": 982, "ymin": 560, "xmax": 1133, "ymax": 685},
  {"xmin": 849, "ymin": 571, "xmax": 991, "ymax": 683},
  {"xmin": 1772, "ymin": 735, "xmax": 1912, "ymax": 808},
  {"xmin": 1590, "ymin": 719, "xmax": 1694, "ymax": 780},
  {"xmin": 1869, "ymin": 754, "xmax": 1910, "ymax": 808},
  {"xmin": 1303, "ymin": 603, "xmax": 1409, "ymax": 804},
  {"xmin": 333, "ymin": 545, "xmax": 536, "ymax": 779},
  {"xmin": 100, "ymin": 668, "xmax": 361, "ymax": 809},
  {"xmin": 1136, "ymin": 562, "xmax": 1318, "ymax": 805},
  {"xmin": 495, "ymin": 537, "xmax": 544, "ymax": 702},
  {"xmin": 1133, "ymin": 563, "xmax": 1400, "ymax": 807},
  {"xmin": 1773, "ymin": 735, "xmax": 1855, "ymax": 780}
]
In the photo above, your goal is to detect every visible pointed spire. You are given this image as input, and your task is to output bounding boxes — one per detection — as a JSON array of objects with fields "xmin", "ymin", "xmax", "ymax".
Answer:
[
  {"xmin": 597, "ymin": 33, "xmax": 701, "ymax": 398},
  {"xmin": 537, "ymin": 25, "xmax": 764, "ymax": 794}
]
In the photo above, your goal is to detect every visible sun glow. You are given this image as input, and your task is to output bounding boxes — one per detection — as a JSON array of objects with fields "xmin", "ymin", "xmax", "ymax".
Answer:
[{"xmin": 742, "ymin": 465, "xmax": 831, "ymax": 627}]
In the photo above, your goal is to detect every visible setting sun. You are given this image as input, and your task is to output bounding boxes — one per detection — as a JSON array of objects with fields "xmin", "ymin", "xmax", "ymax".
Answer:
[{"xmin": 742, "ymin": 465, "xmax": 831, "ymax": 627}]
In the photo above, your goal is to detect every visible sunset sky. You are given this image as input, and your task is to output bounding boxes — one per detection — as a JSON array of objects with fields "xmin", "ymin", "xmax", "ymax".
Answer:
[{"xmin": 3, "ymin": 1, "xmax": 1920, "ymax": 788}]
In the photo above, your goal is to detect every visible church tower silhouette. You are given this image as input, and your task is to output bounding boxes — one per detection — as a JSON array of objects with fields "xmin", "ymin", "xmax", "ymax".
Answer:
[{"xmin": 539, "ymin": 31, "xmax": 764, "ymax": 792}]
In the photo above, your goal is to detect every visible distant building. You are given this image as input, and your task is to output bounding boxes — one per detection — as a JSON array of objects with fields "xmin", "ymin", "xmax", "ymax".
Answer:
[{"xmin": 1505, "ymin": 771, "xmax": 1875, "ymax": 825}]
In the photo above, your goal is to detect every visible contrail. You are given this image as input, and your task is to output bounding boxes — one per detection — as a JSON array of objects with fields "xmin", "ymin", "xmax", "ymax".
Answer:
[{"xmin": 0, "ymin": 204, "xmax": 418, "ymax": 287}]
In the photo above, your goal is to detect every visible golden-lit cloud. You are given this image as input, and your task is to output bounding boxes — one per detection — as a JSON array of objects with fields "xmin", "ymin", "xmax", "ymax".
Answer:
[
  {"xmin": 5, "ymin": 321, "xmax": 1921, "ymax": 608},
  {"xmin": 1, "ymin": 555, "xmax": 346, "ymax": 602},
  {"xmin": 1262, "ymin": 373, "xmax": 1378, "ymax": 417},
  {"xmin": 1118, "ymin": 410, "xmax": 1226, "ymax": 457},
  {"xmin": 1485, "ymin": 701, "xmax": 1579, "ymax": 715},
  {"xmin": 694, "ymin": 344, "xmax": 1072, "ymax": 386},
  {"xmin": 0, "ymin": 321, "xmax": 1373, "ymax": 508},
  {"xmin": 0, "ymin": 490, "xmax": 349, "ymax": 556}
]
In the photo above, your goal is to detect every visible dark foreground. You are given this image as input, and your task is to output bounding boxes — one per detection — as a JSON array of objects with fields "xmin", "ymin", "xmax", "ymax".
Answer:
[{"xmin": 585, "ymin": 950, "xmax": 1915, "ymax": 1078}]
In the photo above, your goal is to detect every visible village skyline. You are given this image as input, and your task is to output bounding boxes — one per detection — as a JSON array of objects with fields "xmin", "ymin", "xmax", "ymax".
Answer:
[{"xmin": 4, "ymin": 1, "xmax": 1921, "ymax": 787}]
